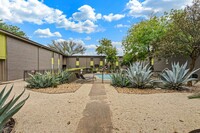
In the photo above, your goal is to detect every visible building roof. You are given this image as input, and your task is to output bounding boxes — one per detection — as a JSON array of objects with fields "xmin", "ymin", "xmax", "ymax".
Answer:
[
  {"xmin": 0, "ymin": 29, "xmax": 64, "ymax": 55},
  {"xmin": 68, "ymin": 55, "xmax": 123, "ymax": 58}
]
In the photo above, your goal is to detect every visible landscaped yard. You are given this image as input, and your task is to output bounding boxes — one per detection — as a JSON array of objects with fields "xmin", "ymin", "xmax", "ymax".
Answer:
[{"xmin": 1, "ymin": 80, "xmax": 200, "ymax": 132}]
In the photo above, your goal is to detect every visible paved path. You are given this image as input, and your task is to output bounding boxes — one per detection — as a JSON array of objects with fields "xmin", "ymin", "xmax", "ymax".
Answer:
[{"xmin": 76, "ymin": 84, "xmax": 113, "ymax": 133}]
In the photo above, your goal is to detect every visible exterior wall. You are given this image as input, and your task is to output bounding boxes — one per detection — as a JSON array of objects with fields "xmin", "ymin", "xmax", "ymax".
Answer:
[
  {"xmin": 7, "ymin": 37, "xmax": 38, "ymax": 80},
  {"xmin": 6, "ymin": 36, "xmax": 63, "ymax": 81},
  {"xmin": 54, "ymin": 53, "xmax": 59, "ymax": 69},
  {"xmin": 66, "ymin": 57, "xmax": 76, "ymax": 68},
  {"xmin": 0, "ymin": 60, "xmax": 7, "ymax": 81},
  {"xmin": 154, "ymin": 56, "xmax": 200, "ymax": 78},
  {"xmin": 38, "ymin": 48, "xmax": 52, "ymax": 70}
]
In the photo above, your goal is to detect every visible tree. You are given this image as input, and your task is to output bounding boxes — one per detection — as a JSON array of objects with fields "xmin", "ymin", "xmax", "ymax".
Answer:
[
  {"xmin": 96, "ymin": 38, "xmax": 118, "ymax": 69},
  {"xmin": 0, "ymin": 20, "xmax": 27, "ymax": 37},
  {"xmin": 49, "ymin": 40, "xmax": 86, "ymax": 55},
  {"xmin": 122, "ymin": 16, "xmax": 167, "ymax": 67},
  {"xmin": 158, "ymin": 0, "xmax": 200, "ymax": 74}
]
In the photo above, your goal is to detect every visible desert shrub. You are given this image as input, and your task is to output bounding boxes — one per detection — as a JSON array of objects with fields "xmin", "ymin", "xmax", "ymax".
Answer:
[
  {"xmin": 188, "ymin": 92, "xmax": 200, "ymax": 99},
  {"xmin": 26, "ymin": 72, "xmax": 59, "ymax": 89},
  {"xmin": 0, "ymin": 86, "xmax": 29, "ymax": 131},
  {"xmin": 160, "ymin": 62, "xmax": 200, "ymax": 90},
  {"xmin": 110, "ymin": 70, "xmax": 130, "ymax": 87},
  {"xmin": 126, "ymin": 62, "xmax": 153, "ymax": 88},
  {"xmin": 56, "ymin": 71, "xmax": 72, "ymax": 84}
]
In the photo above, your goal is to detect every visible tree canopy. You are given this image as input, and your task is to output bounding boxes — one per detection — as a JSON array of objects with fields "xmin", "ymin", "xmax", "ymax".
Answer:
[
  {"xmin": 96, "ymin": 38, "xmax": 118, "ymax": 67},
  {"xmin": 0, "ymin": 20, "xmax": 27, "ymax": 37},
  {"xmin": 49, "ymin": 40, "xmax": 86, "ymax": 56},
  {"xmin": 122, "ymin": 16, "xmax": 166, "ymax": 65}
]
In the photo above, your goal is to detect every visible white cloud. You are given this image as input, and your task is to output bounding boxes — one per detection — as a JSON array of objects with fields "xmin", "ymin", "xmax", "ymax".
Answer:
[
  {"xmin": 34, "ymin": 28, "xmax": 62, "ymax": 38},
  {"xmin": 103, "ymin": 13, "xmax": 125, "ymax": 22},
  {"xmin": 0, "ymin": 0, "xmax": 100, "ymax": 34},
  {"xmin": 126, "ymin": 0, "xmax": 193, "ymax": 18},
  {"xmin": 115, "ymin": 24, "xmax": 130, "ymax": 28},
  {"xmin": 85, "ymin": 36, "xmax": 91, "ymax": 41},
  {"xmin": 112, "ymin": 41, "xmax": 124, "ymax": 55},
  {"xmin": 72, "ymin": 5, "xmax": 102, "ymax": 21},
  {"xmin": 85, "ymin": 44, "xmax": 96, "ymax": 49}
]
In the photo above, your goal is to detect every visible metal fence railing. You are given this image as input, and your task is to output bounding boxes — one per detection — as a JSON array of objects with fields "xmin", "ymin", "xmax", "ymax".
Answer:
[{"xmin": 23, "ymin": 69, "xmax": 59, "ymax": 81}]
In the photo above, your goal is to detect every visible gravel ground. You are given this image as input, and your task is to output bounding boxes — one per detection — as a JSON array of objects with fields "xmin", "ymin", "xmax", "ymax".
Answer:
[
  {"xmin": 0, "ymin": 81, "xmax": 91, "ymax": 133},
  {"xmin": 1, "ymin": 81, "xmax": 200, "ymax": 133},
  {"xmin": 29, "ymin": 83, "xmax": 82, "ymax": 94},
  {"xmin": 105, "ymin": 84, "xmax": 200, "ymax": 133}
]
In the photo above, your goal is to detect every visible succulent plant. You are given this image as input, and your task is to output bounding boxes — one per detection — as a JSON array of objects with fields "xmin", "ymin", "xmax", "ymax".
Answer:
[
  {"xmin": 110, "ymin": 70, "xmax": 130, "ymax": 87},
  {"xmin": 26, "ymin": 72, "xmax": 59, "ymax": 89},
  {"xmin": 160, "ymin": 62, "xmax": 200, "ymax": 90},
  {"xmin": 56, "ymin": 71, "xmax": 72, "ymax": 84},
  {"xmin": 126, "ymin": 62, "xmax": 153, "ymax": 88},
  {"xmin": 0, "ymin": 86, "xmax": 29, "ymax": 132}
]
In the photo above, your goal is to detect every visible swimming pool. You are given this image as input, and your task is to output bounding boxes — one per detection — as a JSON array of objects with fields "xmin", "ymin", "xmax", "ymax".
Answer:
[{"xmin": 95, "ymin": 74, "xmax": 111, "ymax": 80}]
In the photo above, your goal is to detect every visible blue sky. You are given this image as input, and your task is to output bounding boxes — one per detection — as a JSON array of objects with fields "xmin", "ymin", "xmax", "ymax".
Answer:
[{"xmin": 0, "ymin": 0, "xmax": 193, "ymax": 55}]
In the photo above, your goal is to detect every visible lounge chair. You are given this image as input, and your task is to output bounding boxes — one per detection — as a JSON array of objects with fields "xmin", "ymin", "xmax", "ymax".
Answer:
[
  {"xmin": 75, "ymin": 73, "xmax": 81, "ymax": 79},
  {"xmin": 80, "ymin": 74, "xmax": 94, "ymax": 80}
]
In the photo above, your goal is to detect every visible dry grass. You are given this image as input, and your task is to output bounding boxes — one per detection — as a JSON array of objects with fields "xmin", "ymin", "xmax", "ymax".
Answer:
[{"xmin": 29, "ymin": 83, "xmax": 82, "ymax": 94}]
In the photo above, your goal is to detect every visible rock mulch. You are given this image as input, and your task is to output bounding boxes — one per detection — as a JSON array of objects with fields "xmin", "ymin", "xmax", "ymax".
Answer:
[{"xmin": 29, "ymin": 83, "xmax": 82, "ymax": 94}]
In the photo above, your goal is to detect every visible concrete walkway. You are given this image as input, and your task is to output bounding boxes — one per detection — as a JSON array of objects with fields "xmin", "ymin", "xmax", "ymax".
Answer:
[{"xmin": 76, "ymin": 84, "xmax": 113, "ymax": 133}]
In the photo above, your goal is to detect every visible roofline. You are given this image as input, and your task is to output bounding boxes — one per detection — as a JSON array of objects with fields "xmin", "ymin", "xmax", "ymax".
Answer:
[
  {"xmin": 0, "ymin": 29, "xmax": 64, "ymax": 55},
  {"xmin": 65, "ymin": 55, "xmax": 123, "ymax": 58}
]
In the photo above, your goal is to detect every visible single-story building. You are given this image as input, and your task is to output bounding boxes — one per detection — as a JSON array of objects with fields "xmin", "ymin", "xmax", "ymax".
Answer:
[{"xmin": 0, "ymin": 29, "xmax": 199, "ymax": 81}]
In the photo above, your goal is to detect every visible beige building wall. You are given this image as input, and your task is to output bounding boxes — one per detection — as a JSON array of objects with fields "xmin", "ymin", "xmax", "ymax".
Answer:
[
  {"xmin": 38, "ymin": 48, "xmax": 52, "ymax": 70},
  {"xmin": 7, "ymin": 37, "xmax": 38, "ymax": 80}
]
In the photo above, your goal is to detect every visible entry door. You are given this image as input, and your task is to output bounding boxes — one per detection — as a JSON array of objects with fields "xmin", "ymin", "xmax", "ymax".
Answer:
[{"xmin": 0, "ymin": 60, "xmax": 6, "ymax": 81}]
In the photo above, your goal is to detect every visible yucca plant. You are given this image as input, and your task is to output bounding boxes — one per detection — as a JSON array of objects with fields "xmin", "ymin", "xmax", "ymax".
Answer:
[
  {"xmin": 126, "ymin": 62, "xmax": 153, "ymax": 88},
  {"xmin": 0, "ymin": 86, "xmax": 29, "ymax": 132},
  {"xmin": 56, "ymin": 71, "xmax": 72, "ymax": 84},
  {"xmin": 160, "ymin": 62, "xmax": 200, "ymax": 90},
  {"xmin": 110, "ymin": 70, "xmax": 130, "ymax": 87},
  {"xmin": 26, "ymin": 72, "xmax": 59, "ymax": 89}
]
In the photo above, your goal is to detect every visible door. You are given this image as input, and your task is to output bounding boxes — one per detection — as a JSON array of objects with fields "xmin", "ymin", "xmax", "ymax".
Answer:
[{"xmin": 0, "ymin": 60, "xmax": 6, "ymax": 82}]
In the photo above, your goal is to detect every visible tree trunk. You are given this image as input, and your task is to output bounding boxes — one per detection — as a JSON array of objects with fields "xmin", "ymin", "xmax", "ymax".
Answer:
[{"xmin": 187, "ymin": 57, "xmax": 197, "ymax": 86}]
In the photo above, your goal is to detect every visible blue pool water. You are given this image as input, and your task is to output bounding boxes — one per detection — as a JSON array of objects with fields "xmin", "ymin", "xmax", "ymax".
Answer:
[{"xmin": 95, "ymin": 74, "xmax": 111, "ymax": 80}]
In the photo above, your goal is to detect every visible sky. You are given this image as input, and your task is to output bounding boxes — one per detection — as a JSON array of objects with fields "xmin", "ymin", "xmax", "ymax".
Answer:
[{"xmin": 0, "ymin": 0, "xmax": 193, "ymax": 55}]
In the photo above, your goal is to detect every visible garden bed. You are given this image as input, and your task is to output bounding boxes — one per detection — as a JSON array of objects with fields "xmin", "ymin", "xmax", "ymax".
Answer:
[
  {"xmin": 115, "ymin": 87, "xmax": 194, "ymax": 94},
  {"xmin": 29, "ymin": 83, "xmax": 82, "ymax": 94}
]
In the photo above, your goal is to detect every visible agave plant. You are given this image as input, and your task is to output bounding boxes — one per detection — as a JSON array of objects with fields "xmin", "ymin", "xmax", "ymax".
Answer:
[
  {"xmin": 126, "ymin": 62, "xmax": 153, "ymax": 88},
  {"xmin": 26, "ymin": 72, "xmax": 59, "ymax": 89},
  {"xmin": 110, "ymin": 70, "xmax": 130, "ymax": 87},
  {"xmin": 160, "ymin": 62, "xmax": 200, "ymax": 90},
  {"xmin": 0, "ymin": 86, "xmax": 29, "ymax": 131},
  {"xmin": 56, "ymin": 71, "xmax": 72, "ymax": 84}
]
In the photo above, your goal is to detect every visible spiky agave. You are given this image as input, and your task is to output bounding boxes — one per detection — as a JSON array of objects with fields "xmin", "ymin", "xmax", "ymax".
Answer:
[
  {"xmin": 160, "ymin": 62, "xmax": 200, "ymax": 90},
  {"xmin": 26, "ymin": 72, "xmax": 59, "ymax": 89},
  {"xmin": 110, "ymin": 70, "xmax": 130, "ymax": 87},
  {"xmin": 126, "ymin": 62, "xmax": 153, "ymax": 88},
  {"xmin": 0, "ymin": 86, "xmax": 29, "ymax": 131}
]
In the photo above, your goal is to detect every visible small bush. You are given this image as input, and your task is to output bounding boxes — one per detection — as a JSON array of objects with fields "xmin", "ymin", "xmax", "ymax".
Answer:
[
  {"xmin": 110, "ymin": 70, "xmax": 130, "ymax": 87},
  {"xmin": 126, "ymin": 62, "xmax": 153, "ymax": 88},
  {"xmin": 56, "ymin": 71, "xmax": 72, "ymax": 84},
  {"xmin": 0, "ymin": 86, "xmax": 29, "ymax": 131},
  {"xmin": 188, "ymin": 92, "xmax": 200, "ymax": 99},
  {"xmin": 26, "ymin": 72, "xmax": 59, "ymax": 89},
  {"xmin": 188, "ymin": 93, "xmax": 200, "ymax": 99},
  {"xmin": 160, "ymin": 62, "xmax": 200, "ymax": 90}
]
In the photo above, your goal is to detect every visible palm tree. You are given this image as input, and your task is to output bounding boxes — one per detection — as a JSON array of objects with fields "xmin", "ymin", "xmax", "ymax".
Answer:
[{"xmin": 49, "ymin": 40, "xmax": 86, "ymax": 55}]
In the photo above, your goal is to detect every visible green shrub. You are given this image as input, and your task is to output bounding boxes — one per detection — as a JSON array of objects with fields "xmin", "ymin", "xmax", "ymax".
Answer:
[
  {"xmin": 188, "ymin": 93, "xmax": 200, "ymax": 99},
  {"xmin": 126, "ymin": 62, "xmax": 153, "ymax": 88},
  {"xmin": 160, "ymin": 62, "xmax": 200, "ymax": 90},
  {"xmin": 56, "ymin": 71, "xmax": 72, "ymax": 84},
  {"xmin": 0, "ymin": 86, "xmax": 29, "ymax": 131},
  {"xmin": 110, "ymin": 70, "xmax": 130, "ymax": 87},
  {"xmin": 26, "ymin": 72, "xmax": 59, "ymax": 89}
]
